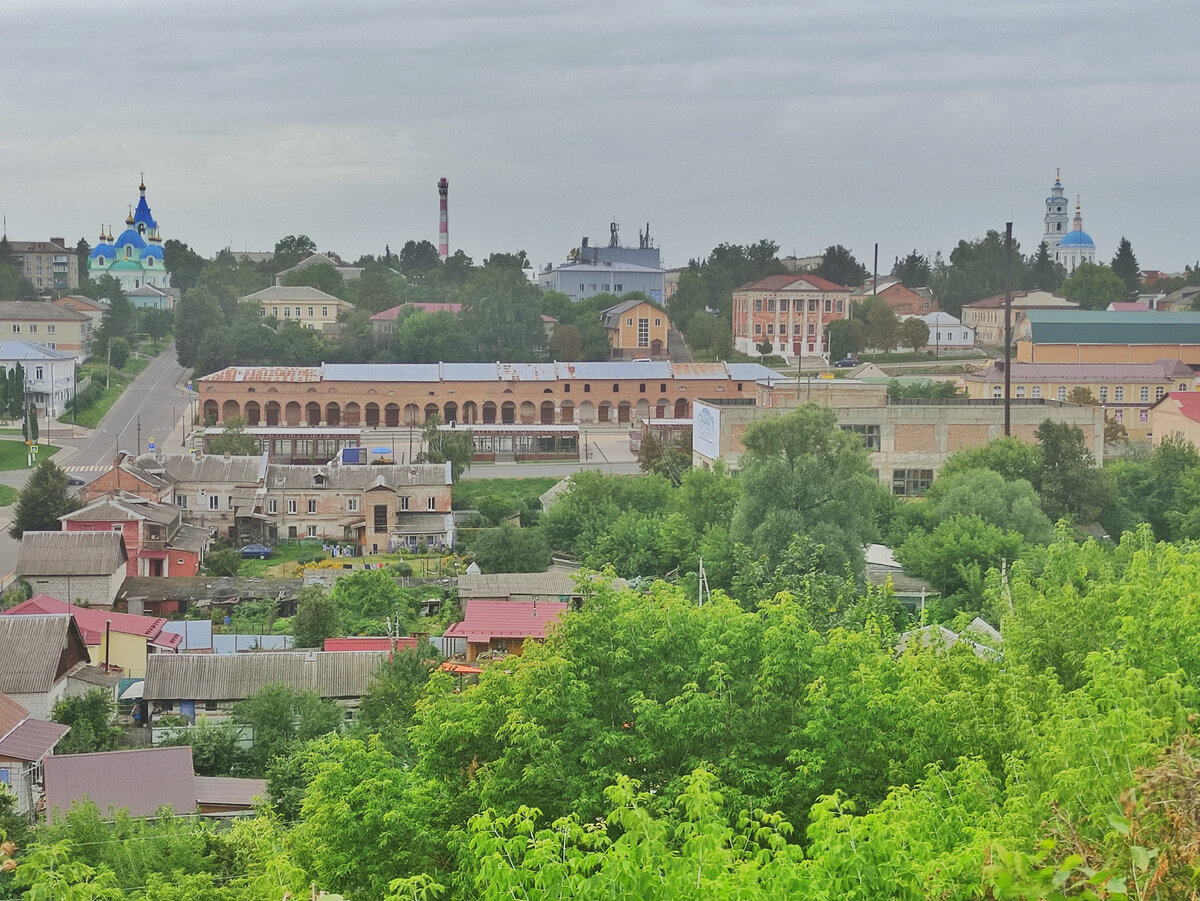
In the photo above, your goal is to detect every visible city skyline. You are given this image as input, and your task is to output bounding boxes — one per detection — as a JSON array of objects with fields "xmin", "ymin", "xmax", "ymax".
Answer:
[{"xmin": 3, "ymin": 0, "xmax": 1197, "ymax": 274}]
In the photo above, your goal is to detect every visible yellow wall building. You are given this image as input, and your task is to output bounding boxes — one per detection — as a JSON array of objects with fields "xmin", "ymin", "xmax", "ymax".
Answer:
[
  {"xmin": 963, "ymin": 359, "xmax": 1195, "ymax": 441},
  {"xmin": 600, "ymin": 299, "xmax": 670, "ymax": 358},
  {"xmin": 1016, "ymin": 310, "xmax": 1200, "ymax": 364},
  {"xmin": 244, "ymin": 285, "xmax": 354, "ymax": 332}
]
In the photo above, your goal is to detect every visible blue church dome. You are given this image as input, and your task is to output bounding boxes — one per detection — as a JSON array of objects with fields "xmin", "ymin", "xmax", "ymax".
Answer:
[
  {"xmin": 88, "ymin": 242, "xmax": 114, "ymax": 260},
  {"xmin": 114, "ymin": 229, "xmax": 147, "ymax": 250},
  {"xmin": 142, "ymin": 244, "xmax": 165, "ymax": 260},
  {"xmin": 1059, "ymin": 230, "xmax": 1094, "ymax": 248}
]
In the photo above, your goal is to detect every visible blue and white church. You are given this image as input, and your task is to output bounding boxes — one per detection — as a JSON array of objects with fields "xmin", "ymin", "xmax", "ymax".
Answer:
[
  {"xmin": 1042, "ymin": 171, "xmax": 1096, "ymax": 273},
  {"xmin": 87, "ymin": 176, "xmax": 171, "ymax": 292}
]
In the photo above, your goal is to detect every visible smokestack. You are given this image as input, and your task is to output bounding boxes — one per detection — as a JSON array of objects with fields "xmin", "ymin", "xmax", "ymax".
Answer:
[{"xmin": 437, "ymin": 177, "xmax": 449, "ymax": 261}]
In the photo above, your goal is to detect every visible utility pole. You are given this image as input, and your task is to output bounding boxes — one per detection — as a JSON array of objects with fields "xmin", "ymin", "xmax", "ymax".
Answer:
[{"xmin": 1003, "ymin": 222, "xmax": 1013, "ymax": 437}]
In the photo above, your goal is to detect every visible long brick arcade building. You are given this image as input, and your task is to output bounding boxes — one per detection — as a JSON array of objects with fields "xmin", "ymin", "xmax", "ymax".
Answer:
[{"xmin": 197, "ymin": 361, "xmax": 778, "ymax": 428}]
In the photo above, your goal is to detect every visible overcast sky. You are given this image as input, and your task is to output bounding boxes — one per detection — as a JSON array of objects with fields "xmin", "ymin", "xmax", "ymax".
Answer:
[{"xmin": 3, "ymin": 0, "xmax": 1197, "ymax": 275}]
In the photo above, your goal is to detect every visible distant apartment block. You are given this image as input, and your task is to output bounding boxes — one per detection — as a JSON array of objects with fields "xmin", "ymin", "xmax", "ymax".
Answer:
[{"xmin": 9, "ymin": 239, "xmax": 79, "ymax": 294}]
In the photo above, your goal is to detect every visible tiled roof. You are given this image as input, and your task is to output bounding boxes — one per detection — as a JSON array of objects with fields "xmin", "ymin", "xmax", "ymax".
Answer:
[
  {"xmin": 241, "ymin": 285, "xmax": 348, "ymax": 303},
  {"xmin": 61, "ymin": 496, "xmax": 179, "ymax": 526},
  {"xmin": 0, "ymin": 302, "xmax": 89, "ymax": 322},
  {"xmin": 16, "ymin": 532, "xmax": 127, "ymax": 577},
  {"xmin": 458, "ymin": 571, "xmax": 588, "ymax": 600},
  {"xmin": 370, "ymin": 302, "xmax": 464, "ymax": 321},
  {"xmin": 964, "ymin": 359, "xmax": 1192, "ymax": 384},
  {"xmin": 0, "ymin": 614, "xmax": 89, "ymax": 693},
  {"xmin": 0, "ymin": 341, "xmax": 76, "ymax": 361},
  {"xmin": 144, "ymin": 651, "xmax": 388, "ymax": 701},
  {"xmin": 0, "ymin": 716, "xmax": 69, "ymax": 764},
  {"xmin": 736, "ymin": 274, "xmax": 850, "ymax": 293},
  {"xmin": 153, "ymin": 452, "xmax": 268, "ymax": 484},
  {"xmin": 1155, "ymin": 391, "xmax": 1200, "ymax": 423},
  {"xmin": 0, "ymin": 692, "xmax": 30, "ymax": 738},
  {"xmin": 194, "ymin": 775, "xmax": 267, "ymax": 808},
  {"xmin": 4, "ymin": 595, "xmax": 181, "ymax": 648},
  {"xmin": 443, "ymin": 600, "xmax": 569, "ymax": 642},
  {"xmin": 201, "ymin": 361, "xmax": 779, "ymax": 385},
  {"xmin": 44, "ymin": 746, "xmax": 196, "ymax": 822},
  {"xmin": 201, "ymin": 366, "xmax": 322, "ymax": 382},
  {"xmin": 322, "ymin": 637, "xmax": 418, "ymax": 652}
]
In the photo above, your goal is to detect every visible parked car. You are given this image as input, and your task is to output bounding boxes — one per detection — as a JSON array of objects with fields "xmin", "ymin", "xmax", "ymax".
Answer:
[
  {"xmin": 240, "ymin": 544, "xmax": 273, "ymax": 559},
  {"xmin": 66, "ymin": 476, "xmax": 86, "ymax": 487},
  {"xmin": 834, "ymin": 356, "xmax": 860, "ymax": 368}
]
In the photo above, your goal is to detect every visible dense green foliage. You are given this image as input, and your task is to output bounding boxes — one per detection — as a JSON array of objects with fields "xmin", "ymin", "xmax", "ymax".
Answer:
[
  {"xmin": 8, "ymin": 459, "xmax": 80, "ymax": 538},
  {"xmin": 14, "ymin": 528, "xmax": 1200, "ymax": 900},
  {"xmin": 51, "ymin": 690, "xmax": 122, "ymax": 755}
]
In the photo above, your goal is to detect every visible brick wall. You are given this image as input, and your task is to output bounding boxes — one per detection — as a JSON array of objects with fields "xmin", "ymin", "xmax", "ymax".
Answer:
[
  {"xmin": 892, "ymin": 423, "xmax": 936, "ymax": 453},
  {"xmin": 947, "ymin": 423, "xmax": 990, "ymax": 451}
]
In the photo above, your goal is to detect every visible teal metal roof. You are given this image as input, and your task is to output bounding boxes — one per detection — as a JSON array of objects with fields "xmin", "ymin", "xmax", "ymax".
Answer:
[{"xmin": 1023, "ymin": 310, "xmax": 1200, "ymax": 345}]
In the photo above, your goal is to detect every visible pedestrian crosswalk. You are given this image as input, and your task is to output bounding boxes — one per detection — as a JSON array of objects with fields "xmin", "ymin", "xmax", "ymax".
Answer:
[{"xmin": 64, "ymin": 465, "xmax": 110, "ymax": 473}]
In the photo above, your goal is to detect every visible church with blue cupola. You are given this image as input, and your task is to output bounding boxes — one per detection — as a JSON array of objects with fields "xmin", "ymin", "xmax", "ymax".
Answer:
[
  {"xmin": 1042, "ymin": 171, "xmax": 1096, "ymax": 273},
  {"xmin": 87, "ymin": 176, "xmax": 171, "ymax": 292}
]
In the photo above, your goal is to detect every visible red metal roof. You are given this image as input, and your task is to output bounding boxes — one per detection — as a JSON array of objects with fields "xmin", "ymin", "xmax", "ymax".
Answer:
[
  {"xmin": 0, "ymin": 692, "xmax": 29, "ymax": 739},
  {"xmin": 370, "ymin": 302, "xmax": 463, "ymax": 321},
  {"xmin": 44, "ymin": 746, "xmax": 196, "ymax": 822},
  {"xmin": 0, "ymin": 717, "xmax": 69, "ymax": 763},
  {"xmin": 1162, "ymin": 391, "xmax": 1200, "ymax": 423},
  {"xmin": 735, "ymin": 273, "xmax": 850, "ymax": 293},
  {"xmin": 443, "ymin": 600, "xmax": 568, "ymax": 642},
  {"xmin": 3, "ymin": 595, "xmax": 182, "ymax": 649},
  {"xmin": 323, "ymin": 637, "xmax": 417, "ymax": 652},
  {"xmin": 200, "ymin": 366, "xmax": 322, "ymax": 383}
]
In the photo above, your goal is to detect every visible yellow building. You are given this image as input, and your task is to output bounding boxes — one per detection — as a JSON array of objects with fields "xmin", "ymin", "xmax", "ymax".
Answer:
[
  {"xmin": 1016, "ymin": 310, "xmax": 1200, "ymax": 364},
  {"xmin": 600, "ymin": 299, "xmax": 670, "ymax": 358},
  {"xmin": 244, "ymin": 285, "xmax": 354, "ymax": 332},
  {"xmin": 960, "ymin": 290, "xmax": 1077, "ymax": 347},
  {"xmin": 963, "ymin": 359, "xmax": 1194, "ymax": 441},
  {"xmin": 1150, "ymin": 392, "xmax": 1200, "ymax": 447}
]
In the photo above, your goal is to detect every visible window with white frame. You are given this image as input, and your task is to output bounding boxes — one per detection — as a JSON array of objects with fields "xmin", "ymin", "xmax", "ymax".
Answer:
[
  {"xmin": 400, "ymin": 496, "xmax": 409, "ymax": 511},
  {"xmin": 268, "ymin": 499, "xmax": 278, "ymax": 514},
  {"xmin": 427, "ymin": 496, "xmax": 436, "ymax": 510},
  {"xmin": 307, "ymin": 499, "xmax": 317, "ymax": 514},
  {"xmin": 288, "ymin": 499, "xmax": 297, "ymax": 515},
  {"xmin": 1058, "ymin": 386, "xmax": 1067, "ymax": 401},
  {"xmin": 1140, "ymin": 386, "xmax": 1150, "ymax": 402},
  {"xmin": 1031, "ymin": 386, "xmax": 1041, "ymax": 398},
  {"xmin": 208, "ymin": 494, "xmax": 219, "ymax": 511},
  {"xmin": 306, "ymin": 525, "xmax": 317, "ymax": 537},
  {"xmin": 347, "ymin": 498, "xmax": 359, "ymax": 512},
  {"xmin": 1114, "ymin": 386, "xmax": 1125, "ymax": 402}
]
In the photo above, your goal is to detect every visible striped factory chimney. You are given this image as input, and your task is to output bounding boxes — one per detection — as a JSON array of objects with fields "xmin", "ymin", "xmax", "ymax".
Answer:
[{"xmin": 437, "ymin": 177, "xmax": 449, "ymax": 261}]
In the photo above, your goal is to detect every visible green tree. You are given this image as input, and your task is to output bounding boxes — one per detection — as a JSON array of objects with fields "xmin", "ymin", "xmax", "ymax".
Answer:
[
  {"xmin": 329, "ymin": 569, "xmax": 415, "ymax": 634},
  {"xmin": 206, "ymin": 415, "xmax": 259, "ymax": 455},
  {"xmin": 291, "ymin": 585, "xmax": 341, "ymax": 649},
  {"xmin": 937, "ymin": 435, "xmax": 1043, "ymax": 485},
  {"xmin": 233, "ymin": 682, "xmax": 342, "ymax": 776},
  {"xmin": 892, "ymin": 249, "xmax": 932, "ymax": 287},
  {"xmin": 398, "ymin": 240, "xmax": 441, "ymax": 277},
  {"xmin": 159, "ymin": 718, "xmax": 244, "ymax": 776},
  {"xmin": 9, "ymin": 459, "xmax": 81, "ymax": 538},
  {"xmin": 1059, "ymin": 261, "xmax": 1127, "ymax": 310},
  {"xmin": 272, "ymin": 234, "xmax": 317, "ymax": 271},
  {"xmin": 855, "ymin": 296, "xmax": 900, "ymax": 355},
  {"xmin": 460, "ymin": 266, "xmax": 547, "ymax": 360},
  {"xmin": 52, "ymin": 689, "xmax": 123, "ymax": 754},
  {"xmin": 731, "ymin": 403, "xmax": 886, "ymax": 575},
  {"xmin": 204, "ymin": 547, "xmax": 242, "ymax": 576},
  {"xmin": 471, "ymin": 522, "xmax": 551, "ymax": 573},
  {"xmin": 1110, "ymin": 237, "xmax": 1141, "ymax": 295},
  {"xmin": 1028, "ymin": 240, "xmax": 1066, "ymax": 292},
  {"xmin": 899, "ymin": 316, "xmax": 929, "ymax": 352},
  {"xmin": 107, "ymin": 336, "xmax": 129, "ymax": 369},
  {"xmin": 636, "ymin": 430, "xmax": 692, "ymax": 485},
  {"xmin": 1036, "ymin": 418, "xmax": 1109, "ymax": 522},
  {"xmin": 358, "ymin": 644, "xmax": 440, "ymax": 753},
  {"xmin": 416, "ymin": 412, "xmax": 473, "ymax": 481},
  {"xmin": 548, "ymin": 323, "xmax": 584, "ymax": 361},
  {"xmin": 163, "ymin": 239, "xmax": 207, "ymax": 294},
  {"xmin": 280, "ymin": 261, "xmax": 344, "ymax": 297},
  {"xmin": 817, "ymin": 244, "xmax": 868, "ymax": 287},
  {"xmin": 174, "ymin": 286, "xmax": 225, "ymax": 369},
  {"xmin": 930, "ymin": 230, "xmax": 1023, "ymax": 318},
  {"xmin": 924, "ymin": 467, "xmax": 1053, "ymax": 544}
]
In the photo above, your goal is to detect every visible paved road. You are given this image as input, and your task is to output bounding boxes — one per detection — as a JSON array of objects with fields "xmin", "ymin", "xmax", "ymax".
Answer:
[
  {"xmin": 63, "ymin": 346, "xmax": 191, "ymax": 468},
  {"xmin": 0, "ymin": 346, "xmax": 190, "ymax": 585}
]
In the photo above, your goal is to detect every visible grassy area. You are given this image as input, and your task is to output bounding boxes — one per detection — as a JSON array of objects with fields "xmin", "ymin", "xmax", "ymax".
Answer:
[
  {"xmin": 0, "ymin": 440, "xmax": 58, "ymax": 471},
  {"xmin": 452, "ymin": 476, "xmax": 559, "ymax": 511},
  {"xmin": 0, "ymin": 484, "xmax": 18, "ymax": 506}
]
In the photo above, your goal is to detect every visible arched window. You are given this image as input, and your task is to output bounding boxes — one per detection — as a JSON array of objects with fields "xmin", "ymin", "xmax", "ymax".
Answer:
[
  {"xmin": 1114, "ymin": 386, "xmax": 1124, "ymax": 402},
  {"xmin": 1140, "ymin": 386, "xmax": 1150, "ymax": 403},
  {"xmin": 1031, "ymin": 386, "xmax": 1041, "ymax": 399},
  {"xmin": 1057, "ymin": 386, "xmax": 1067, "ymax": 401},
  {"xmin": 1099, "ymin": 387, "xmax": 1109, "ymax": 404}
]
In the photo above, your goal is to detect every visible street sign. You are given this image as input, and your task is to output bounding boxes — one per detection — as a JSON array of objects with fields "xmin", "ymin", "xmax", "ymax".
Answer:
[{"xmin": 148, "ymin": 437, "xmax": 155, "ymax": 451}]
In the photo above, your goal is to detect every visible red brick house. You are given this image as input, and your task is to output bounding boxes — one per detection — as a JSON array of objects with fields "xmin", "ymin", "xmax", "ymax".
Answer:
[
  {"xmin": 60, "ymin": 495, "xmax": 208, "ymax": 577},
  {"xmin": 849, "ymin": 279, "xmax": 937, "ymax": 316}
]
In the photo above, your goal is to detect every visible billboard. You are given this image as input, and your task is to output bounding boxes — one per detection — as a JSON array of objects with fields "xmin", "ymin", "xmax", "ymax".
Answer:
[{"xmin": 693, "ymin": 403, "xmax": 721, "ymax": 460}]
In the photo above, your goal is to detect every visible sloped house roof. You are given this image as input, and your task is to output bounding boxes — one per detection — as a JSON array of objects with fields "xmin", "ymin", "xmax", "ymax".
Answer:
[
  {"xmin": 144, "ymin": 651, "xmax": 389, "ymax": 701},
  {"xmin": 16, "ymin": 531, "xmax": 127, "ymax": 577},
  {"xmin": 44, "ymin": 746, "xmax": 196, "ymax": 821},
  {"xmin": 444, "ymin": 600, "xmax": 569, "ymax": 643},
  {"xmin": 0, "ymin": 614, "xmax": 90, "ymax": 693},
  {"xmin": 4, "ymin": 594, "xmax": 182, "ymax": 650}
]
